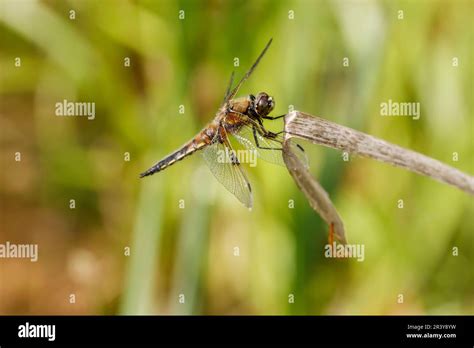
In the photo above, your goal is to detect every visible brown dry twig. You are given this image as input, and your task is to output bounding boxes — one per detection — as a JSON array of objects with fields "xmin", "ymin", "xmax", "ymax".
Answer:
[
  {"xmin": 283, "ymin": 140, "xmax": 347, "ymax": 244},
  {"xmin": 282, "ymin": 111, "xmax": 474, "ymax": 243}
]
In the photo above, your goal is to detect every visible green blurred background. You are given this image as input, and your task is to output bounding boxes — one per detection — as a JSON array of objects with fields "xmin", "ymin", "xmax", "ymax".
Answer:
[{"xmin": 0, "ymin": 0, "xmax": 472, "ymax": 315}]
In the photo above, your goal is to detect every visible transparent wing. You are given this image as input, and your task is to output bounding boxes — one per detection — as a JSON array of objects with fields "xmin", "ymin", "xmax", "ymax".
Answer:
[
  {"xmin": 231, "ymin": 124, "xmax": 309, "ymax": 168},
  {"xmin": 225, "ymin": 38, "xmax": 273, "ymax": 103},
  {"xmin": 202, "ymin": 137, "xmax": 253, "ymax": 208}
]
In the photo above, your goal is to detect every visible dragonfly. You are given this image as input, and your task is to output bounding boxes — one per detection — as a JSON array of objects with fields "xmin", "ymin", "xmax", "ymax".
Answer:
[{"xmin": 140, "ymin": 39, "xmax": 308, "ymax": 208}]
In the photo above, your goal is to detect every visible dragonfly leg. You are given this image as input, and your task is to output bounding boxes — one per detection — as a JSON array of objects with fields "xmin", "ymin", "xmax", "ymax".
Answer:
[
  {"xmin": 252, "ymin": 126, "xmax": 283, "ymax": 151},
  {"xmin": 267, "ymin": 130, "xmax": 306, "ymax": 153},
  {"xmin": 262, "ymin": 114, "xmax": 285, "ymax": 120},
  {"xmin": 228, "ymin": 109, "xmax": 277, "ymax": 140},
  {"xmin": 226, "ymin": 110, "xmax": 296, "ymax": 151}
]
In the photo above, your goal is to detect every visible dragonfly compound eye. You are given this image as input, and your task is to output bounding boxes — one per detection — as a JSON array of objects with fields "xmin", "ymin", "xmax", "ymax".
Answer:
[{"xmin": 255, "ymin": 92, "xmax": 275, "ymax": 116}]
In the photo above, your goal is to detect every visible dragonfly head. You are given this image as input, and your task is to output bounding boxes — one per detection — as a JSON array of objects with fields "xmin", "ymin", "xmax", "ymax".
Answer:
[{"xmin": 254, "ymin": 92, "xmax": 275, "ymax": 117}]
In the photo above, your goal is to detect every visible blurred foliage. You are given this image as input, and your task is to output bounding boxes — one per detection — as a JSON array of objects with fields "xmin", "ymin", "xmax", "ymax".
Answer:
[{"xmin": 0, "ymin": 0, "xmax": 472, "ymax": 315}]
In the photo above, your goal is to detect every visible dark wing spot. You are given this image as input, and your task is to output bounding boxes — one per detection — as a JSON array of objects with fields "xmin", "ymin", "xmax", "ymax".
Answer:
[
  {"xmin": 229, "ymin": 150, "xmax": 240, "ymax": 165},
  {"xmin": 296, "ymin": 144, "xmax": 305, "ymax": 152}
]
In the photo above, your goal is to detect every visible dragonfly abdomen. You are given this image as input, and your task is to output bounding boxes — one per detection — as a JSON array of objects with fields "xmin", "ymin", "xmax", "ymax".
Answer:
[{"xmin": 139, "ymin": 130, "xmax": 213, "ymax": 178}]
